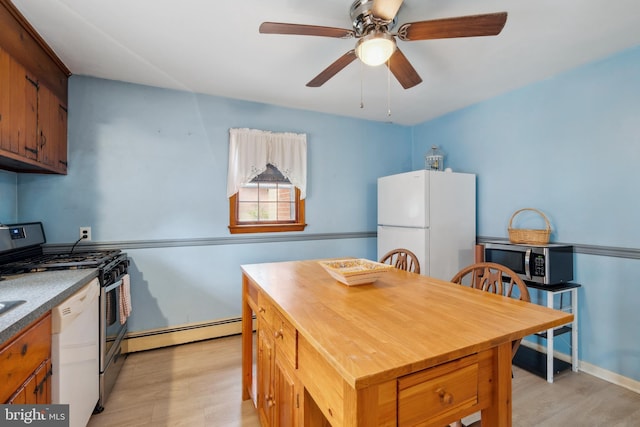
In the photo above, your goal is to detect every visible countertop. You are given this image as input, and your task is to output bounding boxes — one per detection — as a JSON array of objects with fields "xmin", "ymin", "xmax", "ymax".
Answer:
[
  {"xmin": 241, "ymin": 259, "xmax": 576, "ymax": 426},
  {"xmin": 241, "ymin": 259, "xmax": 575, "ymax": 387},
  {"xmin": 0, "ymin": 269, "xmax": 98, "ymax": 345}
]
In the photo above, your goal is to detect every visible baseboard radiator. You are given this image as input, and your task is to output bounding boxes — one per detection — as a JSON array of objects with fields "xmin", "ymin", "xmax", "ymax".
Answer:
[{"xmin": 122, "ymin": 316, "xmax": 254, "ymax": 353}]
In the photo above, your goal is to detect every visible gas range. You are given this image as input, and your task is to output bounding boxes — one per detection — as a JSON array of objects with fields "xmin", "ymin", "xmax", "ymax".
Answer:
[
  {"xmin": 0, "ymin": 221, "xmax": 130, "ymax": 412},
  {"xmin": 0, "ymin": 222, "xmax": 127, "ymax": 286}
]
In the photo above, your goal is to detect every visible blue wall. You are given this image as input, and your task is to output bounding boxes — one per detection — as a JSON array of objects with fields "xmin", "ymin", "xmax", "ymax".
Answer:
[
  {"xmin": 16, "ymin": 76, "xmax": 412, "ymax": 331},
  {"xmin": 412, "ymin": 45, "xmax": 640, "ymax": 382},
  {"xmin": 0, "ymin": 170, "xmax": 17, "ymax": 223},
  {"xmin": 9, "ymin": 45, "xmax": 639, "ymax": 383}
]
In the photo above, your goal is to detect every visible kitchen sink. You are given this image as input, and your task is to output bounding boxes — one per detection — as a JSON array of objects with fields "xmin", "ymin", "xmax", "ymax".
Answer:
[{"xmin": 0, "ymin": 300, "xmax": 26, "ymax": 315}]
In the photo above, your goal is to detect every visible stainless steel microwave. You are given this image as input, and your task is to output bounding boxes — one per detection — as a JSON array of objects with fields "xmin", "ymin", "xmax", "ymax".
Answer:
[{"xmin": 483, "ymin": 242, "xmax": 574, "ymax": 285}]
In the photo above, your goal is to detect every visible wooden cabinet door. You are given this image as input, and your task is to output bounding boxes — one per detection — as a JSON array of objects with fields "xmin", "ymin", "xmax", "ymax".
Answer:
[
  {"xmin": 257, "ymin": 327, "xmax": 275, "ymax": 426},
  {"xmin": 37, "ymin": 83, "xmax": 54, "ymax": 168},
  {"xmin": 274, "ymin": 352, "xmax": 299, "ymax": 427},
  {"xmin": 0, "ymin": 313, "xmax": 52, "ymax": 403},
  {"xmin": 0, "ymin": 47, "xmax": 38, "ymax": 160},
  {"xmin": 0, "ymin": 48, "xmax": 11, "ymax": 152},
  {"xmin": 257, "ymin": 319, "xmax": 300, "ymax": 426},
  {"xmin": 55, "ymin": 101, "xmax": 68, "ymax": 172},
  {"xmin": 7, "ymin": 359, "xmax": 51, "ymax": 404},
  {"xmin": 31, "ymin": 82, "xmax": 67, "ymax": 173}
]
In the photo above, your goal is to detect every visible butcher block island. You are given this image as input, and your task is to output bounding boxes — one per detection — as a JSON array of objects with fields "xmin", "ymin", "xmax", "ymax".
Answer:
[{"xmin": 241, "ymin": 259, "xmax": 573, "ymax": 426}]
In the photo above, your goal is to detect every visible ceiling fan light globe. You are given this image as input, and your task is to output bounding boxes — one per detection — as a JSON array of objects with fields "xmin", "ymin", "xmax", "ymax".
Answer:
[{"xmin": 355, "ymin": 32, "xmax": 396, "ymax": 66}]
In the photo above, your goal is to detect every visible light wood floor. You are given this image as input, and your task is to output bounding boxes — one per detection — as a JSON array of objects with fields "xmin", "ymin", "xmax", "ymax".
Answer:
[{"xmin": 87, "ymin": 334, "xmax": 640, "ymax": 427}]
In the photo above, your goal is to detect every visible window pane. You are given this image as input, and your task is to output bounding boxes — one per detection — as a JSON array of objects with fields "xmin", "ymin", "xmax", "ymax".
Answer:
[
  {"xmin": 238, "ymin": 186, "xmax": 257, "ymax": 201},
  {"xmin": 278, "ymin": 202, "xmax": 295, "ymax": 221},
  {"xmin": 277, "ymin": 186, "xmax": 294, "ymax": 202},
  {"xmin": 258, "ymin": 201, "xmax": 277, "ymax": 221},
  {"xmin": 238, "ymin": 202, "xmax": 260, "ymax": 221}
]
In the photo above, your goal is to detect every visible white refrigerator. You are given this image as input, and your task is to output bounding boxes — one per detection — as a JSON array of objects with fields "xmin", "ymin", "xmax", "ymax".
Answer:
[{"xmin": 377, "ymin": 170, "xmax": 476, "ymax": 281}]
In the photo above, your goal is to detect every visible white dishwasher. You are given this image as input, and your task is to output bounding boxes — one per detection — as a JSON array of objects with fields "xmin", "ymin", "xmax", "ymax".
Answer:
[{"xmin": 52, "ymin": 278, "xmax": 100, "ymax": 427}]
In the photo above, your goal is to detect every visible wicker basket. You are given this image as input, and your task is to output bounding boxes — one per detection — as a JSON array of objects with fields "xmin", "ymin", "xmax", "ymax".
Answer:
[{"xmin": 508, "ymin": 208, "xmax": 551, "ymax": 245}]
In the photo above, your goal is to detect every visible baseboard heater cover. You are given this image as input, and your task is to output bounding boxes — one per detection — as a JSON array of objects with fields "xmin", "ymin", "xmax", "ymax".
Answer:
[{"xmin": 122, "ymin": 316, "xmax": 255, "ymax": 353}]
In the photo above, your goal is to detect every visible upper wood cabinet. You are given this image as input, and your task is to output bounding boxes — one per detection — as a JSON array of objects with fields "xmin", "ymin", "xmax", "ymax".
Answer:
[{"xmin": 0, "ymin": 0, "xmax": 70, "ymax": 174}]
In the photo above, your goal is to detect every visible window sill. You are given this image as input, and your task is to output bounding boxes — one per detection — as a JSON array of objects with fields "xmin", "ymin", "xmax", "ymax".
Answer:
[{"xmin": 228, "ymin": 223, "xmax": 307, "ymax": 234}]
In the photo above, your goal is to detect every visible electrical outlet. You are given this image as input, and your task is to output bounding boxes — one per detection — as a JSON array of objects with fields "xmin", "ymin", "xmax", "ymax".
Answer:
[{"xmin": 80, "ymin": 226, "xmax": 92, "ymax": 241}]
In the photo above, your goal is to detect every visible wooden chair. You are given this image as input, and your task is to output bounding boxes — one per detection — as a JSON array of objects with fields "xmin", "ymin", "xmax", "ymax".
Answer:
[
  {"xmin": 448, "ymin": 262, "xmax": 531, "ymax": 427},
  {"xmin": 379, "ymin": 248, "xmax": 421, "ymax": 274}
]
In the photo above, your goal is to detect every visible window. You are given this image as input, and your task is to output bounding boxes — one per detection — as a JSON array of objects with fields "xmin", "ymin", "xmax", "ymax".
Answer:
[
  {"xmin": 229, "ymin": 164, "xmax": 305, "ymax": 234},
  {"xmin": 227, "ymin": 128, "xmax": 307, "ymax": 234}
]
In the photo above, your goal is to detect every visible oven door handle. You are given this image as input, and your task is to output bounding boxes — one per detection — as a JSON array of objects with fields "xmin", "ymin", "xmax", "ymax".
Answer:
[{"xmin": 105, "ymin": 279, "xmax": 123, "ymax": 293}]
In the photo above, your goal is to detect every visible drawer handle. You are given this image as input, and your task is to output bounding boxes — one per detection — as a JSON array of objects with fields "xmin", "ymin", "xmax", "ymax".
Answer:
[
  {"xmin": 34, "ymin": 366, "xmax": 53, "ymax": 395},
  {"xmin": 436, "ymin": 388, "xmax": 453, "ymax": 405},
  {"xmin": 274, "ymin": 329, "xmax": 284, "ymax": 339},
  {"xmin": 258, "ymin": 307, "xmax": 266, "ymax": 313},
  {"xmin": 21, "ymin": 344, "xmax": 28, "ymax": 356}
]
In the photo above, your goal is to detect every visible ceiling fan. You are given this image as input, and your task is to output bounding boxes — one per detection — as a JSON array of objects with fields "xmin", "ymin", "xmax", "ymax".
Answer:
[{"xmin": 259, "ymin": 0, "xmax": 507, "ymax": 89}]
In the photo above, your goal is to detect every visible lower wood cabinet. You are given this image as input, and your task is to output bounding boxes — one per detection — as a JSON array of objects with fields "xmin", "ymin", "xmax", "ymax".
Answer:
[
  {"xmin": 7, "ymin": 359, "xmax": 52, "ymax": 404},
  {"xmin": 257, "ymin": 310, "xmax": 301, "ymax": 427},
  {"xmin": 0, "ymin": 312, "xmax": 53, "ymax": 404}
]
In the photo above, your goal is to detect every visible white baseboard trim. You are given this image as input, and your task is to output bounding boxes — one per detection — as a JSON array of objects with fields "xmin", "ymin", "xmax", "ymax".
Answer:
[
  {"xmin": 122, "ymin": 316, "xmax": 252, "ymax": 353},
  {"xmin": 577, "ymin": 360, "xmax": 640, "ymax": 394},
  {"xmin": 521, "ymin": 341, "xmax": 640, "ymax": 394}
]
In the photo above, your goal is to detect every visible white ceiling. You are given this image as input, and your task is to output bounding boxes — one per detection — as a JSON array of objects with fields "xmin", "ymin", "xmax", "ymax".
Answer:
[{"xmin": 11, "ymin": 0, "xmax": 640, "ymax": 125}]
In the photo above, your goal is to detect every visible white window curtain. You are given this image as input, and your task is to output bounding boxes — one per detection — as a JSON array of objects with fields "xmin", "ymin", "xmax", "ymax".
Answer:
[{"xmin": 227, "ymin": 128, "xmax": 307, "ymax": 199}]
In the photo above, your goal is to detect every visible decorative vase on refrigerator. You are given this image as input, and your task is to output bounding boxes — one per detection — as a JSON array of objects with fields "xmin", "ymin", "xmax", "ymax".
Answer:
[{"xmin": 377, "ymin": 170, "xmax": 476, "ymax": 280}]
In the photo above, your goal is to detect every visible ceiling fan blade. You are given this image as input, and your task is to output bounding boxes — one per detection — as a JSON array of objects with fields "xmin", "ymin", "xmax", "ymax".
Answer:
[
  {"xmin": 372, "ymin": 0, "xmax": 404, "ymax": 22},
  {"xmin": 386, "ymin": 48, "xmax": 422, "ymax": 89},
  {"xmin": 397, "ymin": 12, "xmax": 508, "ymax": 41},
  {"xmin": 306, "ymin": 50, "xmax": 357, "ymax": 87},
  {"xmin": 259, "ymin": 22, "xmax": 354, "ymax": 38}
]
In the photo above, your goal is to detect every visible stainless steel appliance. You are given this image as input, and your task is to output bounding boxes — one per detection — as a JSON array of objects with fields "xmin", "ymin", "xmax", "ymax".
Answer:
[
  {"xmin": 483, "ymin": 241, "xmax": 574, "ymax": 285},
  {"xmin": 0, "ymin": 222, "xmax": 129, "ymax": 412}
]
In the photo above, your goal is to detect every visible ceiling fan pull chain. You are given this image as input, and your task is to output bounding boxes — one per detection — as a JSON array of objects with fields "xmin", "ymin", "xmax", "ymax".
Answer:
[
  {"xmin": 387, "ymin": 59, "xmax": 392, "ymax": 117},
  {"xmin": 360, "ymin": 61, "xmax": 364, "ymax": 109}
]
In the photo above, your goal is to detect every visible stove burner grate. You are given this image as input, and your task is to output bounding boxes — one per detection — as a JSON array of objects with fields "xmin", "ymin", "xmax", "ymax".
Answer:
[{"xmin": 0, "ymin": 250, "xmax": 122, "ymax": 275}]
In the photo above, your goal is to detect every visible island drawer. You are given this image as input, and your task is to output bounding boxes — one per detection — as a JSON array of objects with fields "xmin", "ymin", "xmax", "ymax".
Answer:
[
  {"xmin": 271, "ymin": 312, "xmax": 297, "ymax": 368},
  {"xmin": 257, "ymin": 293, "xmax": 297, "ymax": 368},
  {"xmin": 398, "ymin": 354, "xmax": 479, "ymax": 426},
  {"xmin": 246, "ymin": 279, "xmax": 259, "ymax": 309},
  {"xmin": 257, "ymin": 292, "xmax": 277, "ymax": 326}
]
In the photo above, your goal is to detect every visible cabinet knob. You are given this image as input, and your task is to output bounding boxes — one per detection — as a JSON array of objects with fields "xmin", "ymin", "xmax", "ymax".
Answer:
[
  {"xmin": 274, "ymin": 329, "xmax": 284, "ymax": 339},
  {"xmin": 266, "ymin": 395, "xmax": 275, "ymax": 408},
  {"xmin": 436, "ymin": 388, "xmax": 453, "ymax": 405},
  {"xmin": 258, "ymin": 307, "xmax": 266, "ymax": 313}
]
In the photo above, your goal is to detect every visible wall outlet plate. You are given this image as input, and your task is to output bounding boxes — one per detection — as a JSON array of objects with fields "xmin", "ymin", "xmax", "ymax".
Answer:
[{"xmin": 80, "ymin": 226, "xmax": 92, "ymax": 241}]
